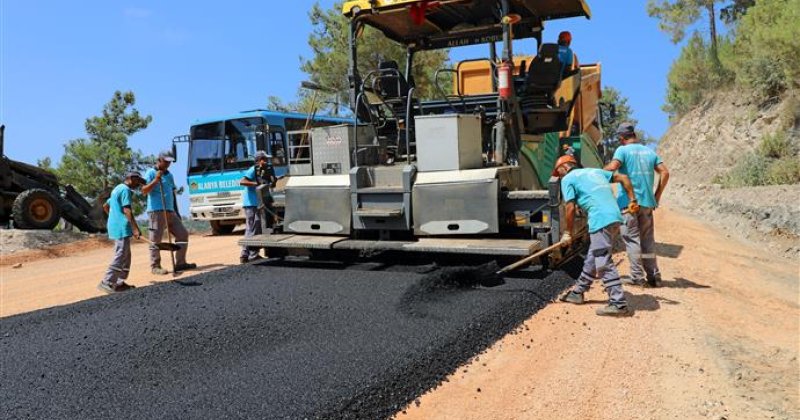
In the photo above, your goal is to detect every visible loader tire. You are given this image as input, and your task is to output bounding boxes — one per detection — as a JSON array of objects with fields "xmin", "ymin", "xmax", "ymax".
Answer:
[
  {"xmin": 209, "ymin": 220, "xmax": 235, "ymax": 235},
  {"xmin": 12, "ymin": 189, "xmax": 61, "ymax": 230}
]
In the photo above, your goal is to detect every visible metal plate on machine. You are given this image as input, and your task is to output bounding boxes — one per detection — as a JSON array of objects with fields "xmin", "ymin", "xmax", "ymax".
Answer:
[
  {"xmin": 238, "ymin": 234, "xmax": 348, "ymax": 249},
  {"xmin": 333, "ymin": 238, "xmax": 542, "ymax": 256},
  {"xmin": 239, "ymin": 235, "xmax": 542, "ymax": 256}
]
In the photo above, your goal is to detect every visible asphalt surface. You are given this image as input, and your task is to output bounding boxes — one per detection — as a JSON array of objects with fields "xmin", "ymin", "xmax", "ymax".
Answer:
[{"xmin": 1, "ymin": 257, "xmax": 573, "ymax": 419}]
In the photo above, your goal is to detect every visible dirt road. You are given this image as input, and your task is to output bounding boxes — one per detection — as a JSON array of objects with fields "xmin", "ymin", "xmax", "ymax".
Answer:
[
  {"xmin": 397, "ymin": 208, "xmax": 799, "ymax": 420},
  {"xmin": 1, "ymin": 233, "xmax": 242, "ymax": 317},
  {"xmin": 1, "ymin": 208, "xmax": 798, "ymax": 419}
]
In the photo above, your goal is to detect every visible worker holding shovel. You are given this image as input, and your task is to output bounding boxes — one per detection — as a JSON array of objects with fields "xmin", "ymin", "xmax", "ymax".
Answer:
[
  {"xmin": 553, "ymin": 155, "xmax": 639, "ymax": 317},
  {"xmin": 142, "ymin": 150, "xmax": 196, "ymax": 275},
  {"xmin": 238, "ymin": 150, "xmax": 275, "ymax": 264},
  {"xmin": 604, "ymin": 122, "xmax": 670, "ymax": 288},
  {"xmin": 97, "ymin": 171, "xmax": 146, "ymax": 293}
]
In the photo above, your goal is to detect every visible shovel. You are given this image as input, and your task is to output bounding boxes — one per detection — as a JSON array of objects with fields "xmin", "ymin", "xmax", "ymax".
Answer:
[{"xmin": 138, "ymin": 236, "xmax": 183, "ymax": 252}]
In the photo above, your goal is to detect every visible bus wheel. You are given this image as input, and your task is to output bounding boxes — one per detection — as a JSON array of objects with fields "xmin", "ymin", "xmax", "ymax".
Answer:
[{"xmin": 209, "ymin": 220, "xmax": 235, "ymax": 235}]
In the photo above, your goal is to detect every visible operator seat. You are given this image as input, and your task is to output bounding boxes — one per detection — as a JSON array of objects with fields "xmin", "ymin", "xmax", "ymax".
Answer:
[
  {"xmin": 523, "ymin": 43, "xmax": 563, "ymax": 98},
  {"xmin": 377, "ymin": 61, "xmax": 412, "ymax": 119}
]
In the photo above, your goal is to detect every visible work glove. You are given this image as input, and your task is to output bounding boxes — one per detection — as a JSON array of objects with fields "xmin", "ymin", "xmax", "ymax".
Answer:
[
  {"xmin": 560, "ymin": 231, "xmax": 572, "ymax": 245},
  {"xmin": 627, "ymin": 200, "xmax": 640, "ymax": 215}
]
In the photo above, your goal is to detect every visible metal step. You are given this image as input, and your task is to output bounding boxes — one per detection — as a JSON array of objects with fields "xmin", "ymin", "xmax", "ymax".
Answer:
[
  {"xmin": 238, "ymin": 234, "xmax": 543, "ymax": 256},
  {"xmin": 354, "ymin": 207, "xmax": 404, "ymax": 218},
  {"xmin": 356, "ymin": 186, "xmax": 405, "ymax": 194}
]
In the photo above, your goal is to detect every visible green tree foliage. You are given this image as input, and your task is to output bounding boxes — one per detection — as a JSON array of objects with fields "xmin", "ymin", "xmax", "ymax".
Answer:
[
  {"xmin": 663, "ymin": 33, "xmax": 734, "ymax": 116},
  {"xmin": 300, "ymin": 1, "xmax": 450, "ymax": 115},
  {"xmin": 600, "ymin": 87, "xmax": 636, "ymax": 141},
  {"xmin": 47, "ymin": 91, "xmax": 153, "ymax": 200},
  {"xmin": 720, "ymin": 0, "xmax": 755, "ymax": 23},
  {"xmin": 36, "ymin": 157, "xmax": 53, "ymax": 171},
  {"xmin": 647, "ymin": 0, "xmax": 722, "ymax": 63},
  {"xmin": 733, "ymin": 0, "xmax": 800, "ymax": 97},
  {"xmin": 658, "ymin": 0, "xmax": 796, "ymax": 116},
  {"xmin": 718, "ymin": 130, "xmax": 800, "ymax": 187},
  {"xmin": 599, "ymin": 86, "xmax": 655, "ymax": 159}
]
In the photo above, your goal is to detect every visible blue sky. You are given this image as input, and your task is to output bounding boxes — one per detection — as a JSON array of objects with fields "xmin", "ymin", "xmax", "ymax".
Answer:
[{"xmin": 1, "ymin": 1, "xmax": 683, "ymax": 205}]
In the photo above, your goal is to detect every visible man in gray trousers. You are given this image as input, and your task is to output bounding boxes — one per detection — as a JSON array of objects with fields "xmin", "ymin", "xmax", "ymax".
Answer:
[
  {"xmin": 553, "ymin": 155, "xmax": 639, "ymax": 317},
  {"xmin": 142, "ymin": 151, "xmax": 196, "ymax": 274},
  {"xmin": 98, "ymin": 171, "xmax": 146, "ymax": 293},
  {"xmin": 239, "ymin": 150, "xmax": 275, "ymax": 264},
  {"xmin": 604, "ymin": 123, "xmax": 670, "ymax": 287}
]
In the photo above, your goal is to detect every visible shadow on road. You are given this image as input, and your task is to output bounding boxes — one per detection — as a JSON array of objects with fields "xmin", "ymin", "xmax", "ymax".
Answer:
[
  {"xmin": 626, "ymin": 292, "xmax": 681, "ymax": 311},
  {"xmin": 662, "ymin": 277, "xmax": 711, "ymax": 289}
]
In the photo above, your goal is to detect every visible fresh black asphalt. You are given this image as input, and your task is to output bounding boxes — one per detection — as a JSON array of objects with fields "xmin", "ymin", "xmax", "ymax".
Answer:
[{"xmin": 1, "ymin": 257, "xmax": 573, "ymax": 420}]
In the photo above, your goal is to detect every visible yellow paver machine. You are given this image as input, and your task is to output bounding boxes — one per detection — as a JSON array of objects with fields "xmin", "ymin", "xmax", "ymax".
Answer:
[{"xmin": 242, "ymin": 0, "xmax": 606, "ymax": 265}]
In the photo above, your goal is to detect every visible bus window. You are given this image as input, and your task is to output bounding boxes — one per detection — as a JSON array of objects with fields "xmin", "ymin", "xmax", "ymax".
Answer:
[
  {"xmin": 269, "ymin": 129, "xmax": 287, "ymax": 166},
  {"xmin": 189, "ymin": 122, "xmax": 224, "ymax": 174},
  {"xmin": 224, "ymin": 117, "xmax": 264, "ymax": 170}
]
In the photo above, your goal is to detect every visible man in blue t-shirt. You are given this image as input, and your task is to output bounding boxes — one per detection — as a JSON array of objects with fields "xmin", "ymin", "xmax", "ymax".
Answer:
[
  {"xmin": 98, "ymin": 171, "xmax": 145, "ymax": 293},
  {"xmin": 604, "ymin": 122, "xmax": 671, "ymax": 287},
  {"xmin": 238, "ymin": 150, "xmax": 276, "ymax": 264},
  {"xmin": 553, "ymin": 155, "xmax": 639, "ymax": 317},
  {"xmin": 141, "ymin": 150, "xmax": 195, "ymax": 275},
  {"xmin": 557, "ymin": 31, "xmax": 577, "ymax": 76}
]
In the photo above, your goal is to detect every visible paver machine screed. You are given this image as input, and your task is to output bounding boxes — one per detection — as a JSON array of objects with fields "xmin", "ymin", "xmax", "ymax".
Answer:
[{"xmin": 241, "ymin": 0, "xmax": 605, "ymax": 266}]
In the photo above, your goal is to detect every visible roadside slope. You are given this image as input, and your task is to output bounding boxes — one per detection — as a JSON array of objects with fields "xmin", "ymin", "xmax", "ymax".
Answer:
[{"xmin": 657, "ymin": 91, "xmax": 800, "ymax": 257}]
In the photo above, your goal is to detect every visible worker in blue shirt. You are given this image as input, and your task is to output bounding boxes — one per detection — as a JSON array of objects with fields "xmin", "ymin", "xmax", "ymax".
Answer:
[
  {"xmin": 141, "ymin": 150, "xmax": 196, "ymax": 275},
  {"xmin": 604, "ymin": 122, "xmax": 671, "ymax": 287},
  {"xmin": 553, "ymin": 155, "xmax": 639, "ymax": 317},
  {"xmin": 557, "ymin": 31, "xmax": 578, "ymax": 75},
  {"xmin": 98, "ymin": 171, "xmax": 145, "ymax": 293},
  {"xmin": 239, "ymin": 150, "xmax": 276, "ymax": 264}
]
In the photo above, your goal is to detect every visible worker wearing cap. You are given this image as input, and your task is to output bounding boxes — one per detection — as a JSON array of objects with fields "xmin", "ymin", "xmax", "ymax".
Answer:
[
  {"xmin": 98, "ymin": 171, "xmax": 145, "ymax": 293},
  {"xmin": 239, "ymin": 150, "xmax": 276, "ymax": 264},
  {"xmin": 557, "ymin": 31, "xmax": 578, "ymax": 75},
  {"xmin": 553, "ymin": 155, "xmax": 639, "ymax": 316},
  {"xmin": 141, "ymin": 150, "xmax": 196, "ymax": 274},
  {"xmin": 604, "ymin": 122, "xmax": 670, "ymax": 287}
]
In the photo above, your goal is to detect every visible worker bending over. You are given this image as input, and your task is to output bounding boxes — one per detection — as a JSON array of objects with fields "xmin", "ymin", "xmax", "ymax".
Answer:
[
  {"xmin": 239, "ymin": 150, "xmax": 275, "ymax": 264},
  {"xmin": 142, "ymin": 150, "xmax": 196, "ymax": 274},
  {"xmin": 98, "ymin": 171, "xmax": 145, "ymax": 293},
  {"xmin": 554, "ymin": 155, "xmax": 639, "ymax": 317},
  {"xmin": 604, "ymin": 122, "xmax": 670, "ymax": 287}
]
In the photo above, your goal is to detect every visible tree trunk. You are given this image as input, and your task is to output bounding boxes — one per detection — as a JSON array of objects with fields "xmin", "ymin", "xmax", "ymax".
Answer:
[{"xmin": 707, "ymin": 1, "xmax": 720, "ymax": 66}]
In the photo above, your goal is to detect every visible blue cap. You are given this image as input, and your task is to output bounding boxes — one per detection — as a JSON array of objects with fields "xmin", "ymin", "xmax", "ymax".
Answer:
[{"xmin": 615, "ymin": 122, "xmax": 635, "ymax": 136}]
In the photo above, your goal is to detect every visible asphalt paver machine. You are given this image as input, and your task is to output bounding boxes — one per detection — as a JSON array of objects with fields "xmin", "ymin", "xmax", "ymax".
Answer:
[{"xmin": 242, "ymin": 0, "xmax": 604, "ymax": 265}]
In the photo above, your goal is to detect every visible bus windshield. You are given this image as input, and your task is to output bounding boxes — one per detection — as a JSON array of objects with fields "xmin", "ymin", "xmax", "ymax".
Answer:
[{"xmin": 188, "ymin": 117, "xmax": 267, "ymax": 174}]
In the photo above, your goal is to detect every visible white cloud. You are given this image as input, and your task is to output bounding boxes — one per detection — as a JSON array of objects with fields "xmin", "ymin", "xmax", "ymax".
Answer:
[{"xmin": 124, "ymin": 7, "xmax": 152, "ymax": 19}]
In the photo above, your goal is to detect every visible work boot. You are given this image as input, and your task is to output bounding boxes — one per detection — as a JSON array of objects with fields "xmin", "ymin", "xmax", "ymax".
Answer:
[
  {"xmin": 115, "ymin": 283, "xmax": 136, "ymax": 292},
  {"xmin": 621, "ymin": 275, "xmax": 646, "ymax": 287},
  {"xmin": 240, "ymin": 256, "xmax": 249, "ymax": 264},
  {"xmin": 97, "ymin": 282, "xmax": 116, "ymax": 294},
  {"xmin": 645, "ymin": 274, "xmax": 662, "ymax": 288},
  {"xmin": 595, "ymin": 304, "xmax": 632, "ymax": 317},
  {"xmin": 559, "ymin": 290, "xmax": 585, "ymax": 305},
  {"xmin": 174, "ymin": 263, "xmax": 197, "ymax": 271},
  {"xmin": 151, "ymin": 266, "xmax": 169, "ymax": 275}
]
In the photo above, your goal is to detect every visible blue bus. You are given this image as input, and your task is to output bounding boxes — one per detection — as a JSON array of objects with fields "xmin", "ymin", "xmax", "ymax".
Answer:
[{"xmin": 175, "ymin": 110, "xmax": 347, "ymax": 234}]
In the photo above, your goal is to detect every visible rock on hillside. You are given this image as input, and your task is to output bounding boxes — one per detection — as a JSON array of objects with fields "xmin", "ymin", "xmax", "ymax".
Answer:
[{"xmin": 658, "ymin": 91, "xmax": 800, "ymax": 257}]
